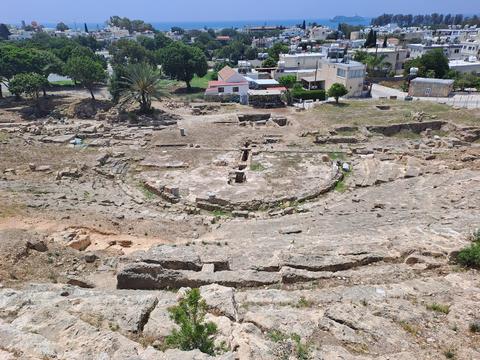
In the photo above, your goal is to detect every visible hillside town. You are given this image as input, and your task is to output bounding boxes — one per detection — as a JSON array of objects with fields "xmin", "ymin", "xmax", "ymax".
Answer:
[{"xmin": 0, "ymin": 8, "xmax": 480, "ymax": 360}]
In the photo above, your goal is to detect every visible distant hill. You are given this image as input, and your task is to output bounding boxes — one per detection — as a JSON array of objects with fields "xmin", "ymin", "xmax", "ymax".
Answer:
[{"xmin": 330, "ymin": 15, "xmax": 366, "ymax": 23}]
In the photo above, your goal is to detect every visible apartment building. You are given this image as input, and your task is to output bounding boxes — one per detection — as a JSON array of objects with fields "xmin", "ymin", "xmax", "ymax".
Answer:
[
  {"xmin": 309, "ymin": 26, "xmax": 332, "ymax": 41},
  {"xmin": 460, "ymin": 40, "xmax": 480, "ymax": 58},
  {"xmin": 275, "ymin": 53, "xmax": 366, "ymax": 97},
  {"xmin": 407, "ymin": 44, "xmax": 463, "ymax": 60},
  {"xmin": 350, "ymin": 47, "xmax": 409, "ymax": 74}
]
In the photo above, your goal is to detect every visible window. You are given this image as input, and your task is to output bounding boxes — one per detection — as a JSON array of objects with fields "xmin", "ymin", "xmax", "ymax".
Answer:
[
  {"xmin": 455, "ymin": 49, "xmax": 460, "ymax": 53},
  {"xmin": 337, "ymin": 68, "xmax": 346, "ymax": 77},
  {"xmin": 233, "ymin": 87, "xmax": 239, "ymax": 93},
  {"xmin": 218, "ymin": 87, "xmax": 224, "ymax": 93},
  {"xmin": 348, "ymin": 69, "xmax": 365, "ymax": 78}
]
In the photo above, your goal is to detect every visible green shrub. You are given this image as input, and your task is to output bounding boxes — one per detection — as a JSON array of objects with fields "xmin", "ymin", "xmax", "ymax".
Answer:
[
  {"xmin": 165, "ymin": 288, "xmax": 218, "ymax": 355},
  {"xmin": 291, "ymin": 88, "xmax": 326, "ymax": 101},
  {"xmin": 250, "ymin": 162, "xmax": 266, "ymax": 171},
  {"xmin": 278, "ymin": 75, "xmax": 297, "ymax": 89},
  {"xmin": 469, "ymin": 321, "xmax": 480, "ymax": 333},
  {"xmin": 457, "ymin": 230, "xmax": 480, "ymax": 269},
  {"xmin": 291, "ymin": 333, "xmax": 311, "ymax": 360},
  {"xmin": 443, "ymin": 348, "xmax": 456, "ymax": 359},
  {"xmin": 426, "ymin": 303, "xmax": 450, "ymax": 314},
  {"xmin": 327, "ymin": 83, "xmax": 348, "ymax": 104},
  {"xmin": 268, "ymin": 329, "xmax": 289, "ymax": 343}
]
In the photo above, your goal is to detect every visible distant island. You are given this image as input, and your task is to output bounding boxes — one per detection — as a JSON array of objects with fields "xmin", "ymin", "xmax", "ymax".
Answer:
[{"xmin": 330, "ymin": 15, "xmax": 366, "ymax": 23}]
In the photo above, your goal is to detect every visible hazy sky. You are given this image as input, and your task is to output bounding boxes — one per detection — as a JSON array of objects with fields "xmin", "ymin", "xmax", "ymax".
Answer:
[{"xmin": 1, "ymin": 0, "xmax": 478, "ymax": 23}]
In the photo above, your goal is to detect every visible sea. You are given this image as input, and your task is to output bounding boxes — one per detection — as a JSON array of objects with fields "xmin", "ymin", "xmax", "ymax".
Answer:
[{"xmin": 42, "ymin": 18, "xmax": 371, "ymax": 32}]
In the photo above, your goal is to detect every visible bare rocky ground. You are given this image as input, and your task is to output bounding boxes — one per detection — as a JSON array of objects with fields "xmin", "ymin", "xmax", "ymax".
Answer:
[{"xmin": 0, "ymin": 92, "xmax": 479, "ymax": 359}]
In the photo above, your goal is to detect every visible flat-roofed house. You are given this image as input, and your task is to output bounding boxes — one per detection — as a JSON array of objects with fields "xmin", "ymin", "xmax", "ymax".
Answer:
[
  {"xmin": 300, "ymin": 59, "xmax": 366, "ymax": 98},
  {"xmin": 408, "ymin": 77, "xmax": 454, "ymax": 97}
]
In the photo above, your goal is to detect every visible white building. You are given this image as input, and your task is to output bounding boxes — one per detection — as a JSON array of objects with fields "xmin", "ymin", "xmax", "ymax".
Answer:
[
  {"xmin": 277, "ymin": 53, "xmax": 326, "ymax": 73},
  {"xmin": 460, "ymin": 40, "xmax": 480, "ymax": 59},
  {"xmin": 205, "ymin": 66, "xmax": 249, "ymax": 103},
  {"xmin": 407, "ymin": 44, "xmax": 463, "ymax": 60},
  {"xmin": 449, "ymin": 58, "xmax": 480, "ymax": 74},
  {"xmin": 309, "ymin": 27, "xmax": 332, "ymax": 41},
  {"xmin": 275, "ymin": 55, "xmax": 366, "ymax": 98},
  {"xmin": 350, "ymin": 47, "xmax": 409, "ymax": 74},
  {"xmin": 8, "ymin": 29, "xmax": 34, "ymax": 40},
  {"xmin": 281, "ymin": 27, "xmax": 305, "ymax": 39}
]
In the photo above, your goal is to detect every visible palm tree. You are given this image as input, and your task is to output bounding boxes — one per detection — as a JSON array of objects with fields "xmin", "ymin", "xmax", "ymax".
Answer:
[
  {"xmin": 120, "ymin": 63, "xmax": 166, "ymax": 114},
  {"xmin": 365, "ymin": 54, "xmax": 389, "ymax": 73}
]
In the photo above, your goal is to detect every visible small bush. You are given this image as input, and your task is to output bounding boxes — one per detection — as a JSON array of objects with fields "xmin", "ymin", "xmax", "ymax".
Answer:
[
  {"xmin": 456, "ymin": 230, "xmax": 480, "ymax": 269},
  {"xmin": 291, "ymin": 88, "xmax": 326, "ymax": 101},
  {"xmin": 291, "ymin": 333, "xmax": 311, "ymax": 360},
  {"xmin": 212, "ymin": 210, "xmax": 231, "ymax": 218},
  {"xmin": 469, "ymin": 321, "xmax": 480, "ymax": 333},
  {"xmin": 296, "ymin": 297, "xmax": 314, "ymax": 308},
  {"xmin": 443, "ymin": 348, "xmax": 456, "ymax": 359},
  {"xmin": 399, "ymin": 320, "xmax": 419, "ymax": 336},
  {"xmin": 250, "ymin": 162, "xmax": 266, "ymax": 171},
  {"xmin": 165, "ymin": 288, "xmax": 218, "ymax": 355},
  {"xmin": 270, "ymin": 332, "xmax": 312, "ymax": 360},
  {"xmin": 426, "ymin": 303, "xmax": 450, "ymax": 314},
  {"xmin": 268, "ymin": 329, "xmax": 289, "ymax": 343},
  {"xmin": 470, "ymin": 229, "xmax": 480, "ymax": 242}
]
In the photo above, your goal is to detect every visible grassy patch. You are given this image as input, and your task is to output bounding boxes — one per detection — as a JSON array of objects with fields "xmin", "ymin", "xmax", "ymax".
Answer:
[
  {"xmin": 296, "ymin": 296, "xmax": 314, "ymax": 308},
  {"xmin": 268, "ymin": 331, "xmax": 312, "ymax": 359},
  {"xmin": 390, "ymin": 129, "xmax": 421, "ymax": 140},
  {"xmin": 250, "ymin": 162, "xmax": 266, "ymax": 172},
  {"xmin": 334, "ymin": 170, "xmax": 352, "ymax": 193},
  {"xmin": 334, "ymin": 178, "xmax": 348, "ymax": 193},
  {"xmin": 268, "ymin": 330, "xmax": 289, "ymax": 343},
  {"xmin": 426, "ymin": 303, "xmax": 450, "ymax": 314},
  {"xmin": 291, "ymin": 333, "xmax": 311, "ymax": 360},
  {"xmin": 328, "ymin": 152, "xmax": 347, "ymax": 161},
  {"xmin": 399, "ymin": 320, "xmax": 419, "ymax": 336},
  {"xmin": 49, "ymin": 79, "xmax": 75, "ymax": 86},
  {"xmin": 307, "ymin": 99, "xmax": 480, "ymax": 126},
  {"xmin": 0, "ymin": 201, "xmax": 26, "ymax": 219},
  {"xmin": 137, "ymin": 182, "xmax": 157, "ymax": 200},
  {"xmin": 212, "ymin": 210, "xmax": 231, "ymax": 218},
  {"xmin": 190, "ymin": 72, "xmax": 216, "ymax": 89},
  {"xmin": 0, "ymin": 131, "xmax": 10, "ymax": 142},
  {"xmin": 335, "ymin": 129, "xmax": 358, "ymax": 136}
]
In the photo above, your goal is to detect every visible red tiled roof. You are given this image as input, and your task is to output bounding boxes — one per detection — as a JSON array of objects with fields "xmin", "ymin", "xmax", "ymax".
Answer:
[
  {"xmin": 207, "ymin": 80, "xmax": 248, "ymax": 87},
  {"xmin": 218, "ymin": 66, "xmax": 237, "ymax": 81}
]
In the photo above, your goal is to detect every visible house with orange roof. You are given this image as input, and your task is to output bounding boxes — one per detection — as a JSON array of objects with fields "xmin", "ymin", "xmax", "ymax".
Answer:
[{"xmin": 205, "ymin": 66, "xmax": 249, "ymax": 104}]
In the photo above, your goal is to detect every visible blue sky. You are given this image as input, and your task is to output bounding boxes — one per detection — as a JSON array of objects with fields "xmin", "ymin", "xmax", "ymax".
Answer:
[{"xmin": 1, "ymin": 0, "xmax": 478, "ymax": 23}]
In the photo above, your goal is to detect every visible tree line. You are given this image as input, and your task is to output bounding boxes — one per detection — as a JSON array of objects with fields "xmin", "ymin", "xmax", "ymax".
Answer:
[
  {"xmin": 0, "ymin": 29, "xmax": 211, "ymax": 115},
  {"xmin": 0, "ymin": 33, "xmax": 106, "ymax": 101},
  {"xmin": 371, "ymin": 13, "xmax": 480, "ymax": 28}
]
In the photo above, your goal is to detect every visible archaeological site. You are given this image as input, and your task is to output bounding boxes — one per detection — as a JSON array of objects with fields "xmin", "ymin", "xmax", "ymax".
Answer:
[{"xmin": 0, "ymin": 91, "xmax": 479, "ymax": 360}]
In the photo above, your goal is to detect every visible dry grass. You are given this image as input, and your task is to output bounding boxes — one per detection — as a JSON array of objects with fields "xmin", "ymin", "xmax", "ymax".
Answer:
[
  {"xmin": 303, "ymin": 99, "xmax": 480, "ymax": 127},
  {"xmin": 426, "ymin": 303, "xmax": 450, "ymax": 314},
  {"xmin": 0, "ymin": 200, "xmax": 26, "ymax": 219}
]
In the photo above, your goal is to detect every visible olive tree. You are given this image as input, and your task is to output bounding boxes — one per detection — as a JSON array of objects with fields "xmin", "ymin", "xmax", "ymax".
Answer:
[
  {"xmin": 64, "ymin": 56, "xmax": 105, "ymax": 100},
  {"xmin": 327, "ymin": 83, "xmax": 348, "ymax": 104}
]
